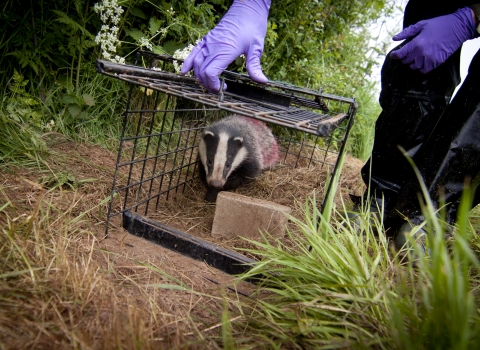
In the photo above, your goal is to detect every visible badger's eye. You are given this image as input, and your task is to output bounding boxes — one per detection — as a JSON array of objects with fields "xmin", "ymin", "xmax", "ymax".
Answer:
[
  {"xmin": 208, "ymin": 159, "xmax": 213, "ymax": 165},
  {"xmin": 226, "ymin": 163, "xmax": 231, "ymax": 168}
]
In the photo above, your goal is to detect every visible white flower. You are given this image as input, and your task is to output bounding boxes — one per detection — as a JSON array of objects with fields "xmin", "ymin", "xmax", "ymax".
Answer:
[
  {"xmin": 112, "ymin": 15, "xmax": 121, "ymax": 25},
  {"xmin": 172, "ymin": 41, "xmax": 199, "ymax": 74},
  {"xmin": 94, "ymin": 0, "xmax": 125, "ymax": 64},
  {"xmin": 102, "ymin": 51, "xmax": 112, "ymax": 60},
  {"xmin": 138, "ymin": 37, "xmax": 153, "ymax": 51},
  {"xmin": 115, "ymin": 56, "xmax": 125, "ymax": 64}
]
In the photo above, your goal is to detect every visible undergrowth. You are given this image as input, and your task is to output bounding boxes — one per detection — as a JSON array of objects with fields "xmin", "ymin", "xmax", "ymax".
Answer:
[{"xmin": 226, "ymin": 193, "xmax": 480, "ymax": 349}]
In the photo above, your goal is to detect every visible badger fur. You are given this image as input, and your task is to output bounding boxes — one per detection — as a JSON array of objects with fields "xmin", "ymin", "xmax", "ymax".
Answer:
[{"xmin": 198, "ymin": 115, "xmax": 279, "ymax": 202}]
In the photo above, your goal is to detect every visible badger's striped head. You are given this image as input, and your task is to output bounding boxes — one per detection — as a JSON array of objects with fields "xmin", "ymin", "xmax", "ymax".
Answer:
[{"xmin": 198, "ymin": 130, "xmax": 248, "ymax": 188}]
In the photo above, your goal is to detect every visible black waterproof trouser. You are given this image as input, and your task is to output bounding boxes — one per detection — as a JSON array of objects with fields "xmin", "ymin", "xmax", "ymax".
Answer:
[{"xmin": 361, "ymin": 3, "xmax": 480, "ymax": 227}]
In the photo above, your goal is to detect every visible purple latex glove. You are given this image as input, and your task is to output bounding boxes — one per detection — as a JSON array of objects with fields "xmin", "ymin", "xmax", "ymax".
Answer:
[
  {"xmin": 181, "ymin": 0, "xmax": 271, "ymax": 93},
  {"xmin": 390, "ymin": 7, "xmax": 476, "ymax": 73}
]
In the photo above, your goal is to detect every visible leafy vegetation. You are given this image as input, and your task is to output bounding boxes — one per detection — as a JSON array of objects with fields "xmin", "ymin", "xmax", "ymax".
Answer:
[{"xmin": 0, "ymin": 0, "xmax": 393, "ymax": 164}]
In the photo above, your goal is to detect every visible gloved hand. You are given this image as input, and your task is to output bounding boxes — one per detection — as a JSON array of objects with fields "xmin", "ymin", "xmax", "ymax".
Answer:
[
  {"xmin": 390, "ymin": 7, "xmax": 476, "ymax": 73},
  {"xmin": 181, "ymin": 0, "xmax": 271, "ymax": 93}
]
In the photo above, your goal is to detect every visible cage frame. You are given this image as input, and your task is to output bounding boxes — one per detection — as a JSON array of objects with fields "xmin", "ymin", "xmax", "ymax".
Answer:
[{"xmin": 97, "ymin": 51, "xmax": 358, "ymax": 276}]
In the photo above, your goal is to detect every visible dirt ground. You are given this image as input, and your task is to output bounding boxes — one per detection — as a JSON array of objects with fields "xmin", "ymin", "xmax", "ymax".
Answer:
[{"xmin": 0, "ymin": 135, "xmax": 365, "ymax": 347}]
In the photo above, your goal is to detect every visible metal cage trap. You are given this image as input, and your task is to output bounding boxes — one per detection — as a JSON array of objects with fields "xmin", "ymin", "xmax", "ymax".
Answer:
[{"xmin": 96, "ymin": 51, "xmax": 358, "ymax": 276}]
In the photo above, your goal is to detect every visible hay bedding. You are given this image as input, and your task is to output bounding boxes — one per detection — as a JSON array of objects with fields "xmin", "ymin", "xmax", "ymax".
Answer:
[{"xmin": 150, "ymin": 152, "xmax": 366, "ymax": 256}]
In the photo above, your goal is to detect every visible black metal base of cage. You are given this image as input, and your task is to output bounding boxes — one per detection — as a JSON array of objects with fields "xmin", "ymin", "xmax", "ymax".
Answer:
[{"xmin": 122, "ymin": 211, "xmax": 256, "ymax": 276}]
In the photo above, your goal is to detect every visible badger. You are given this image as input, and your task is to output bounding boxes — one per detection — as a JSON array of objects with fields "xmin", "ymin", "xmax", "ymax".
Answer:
[{"xmin": 198, "ymin": 115, "xmax": 279, "ymax": 202}]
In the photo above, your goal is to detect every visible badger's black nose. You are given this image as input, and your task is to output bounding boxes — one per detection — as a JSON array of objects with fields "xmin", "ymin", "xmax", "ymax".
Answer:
[{"xmin": 209, "ymin": 180, "xmax": 223, "ymax": 188}]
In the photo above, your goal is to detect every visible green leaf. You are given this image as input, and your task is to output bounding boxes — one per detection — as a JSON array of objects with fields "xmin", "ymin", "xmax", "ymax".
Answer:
[
  {"xmin": 67, "ymin": 173, "xmax": 76, "ymax": 182},
  {"xmin": 60, "ymin": 94, "xmax": 76, "ymax": 104},
  {"xmin": 0, "ymin": 201, "xmax": 11, "ymax": 212},
  {"xmin": 152, "ymin": 45, "xmax": 167, "ymax": 55},
  {"xmin": 235, "ymin": 56, "xmax": 244, "ymax": 65},
  {"xmin": 82, "ymin": 94, "xmax": 95, "ymax": 106},
  {"xmin": 53, "ymin": 10, "xmax": 94, "ymax": 39},
  {"xmin": 78, "ymin": 178, "xmax": 98, "ymax": 184},
  {"xmin": 21, "ymin": 98, "xmax": 40, "ymax": 107},
  {"xmin": 124, "ymin": 28, "xmax": 145, "ymax": 41},
  {"xmin": 162, "ymin": 40, "xmax": 184, "ymax": 55},
  {"xmin": 68, "ymin": 104, "xmax": 82, "ymax": 117},
  {"xmin": 77, "ymin": 111, "xmax": 89, "ymax": 121},
  {"xmin": 129, "ymin": 7, "xmax": 147, "ymax": 19},
  {"xmin": 149, "ymin": 17, "xmax": 164, "ymax": 35}
]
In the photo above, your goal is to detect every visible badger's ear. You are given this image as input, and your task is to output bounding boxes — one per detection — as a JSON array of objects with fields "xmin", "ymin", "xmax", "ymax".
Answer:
[
  {"xmin": 233, "ymin": 136, "xmax": 243, "ymax": 147},
  {"xmin": 203, "ymin": 131, "xmax": 215, "ymax": 140}
]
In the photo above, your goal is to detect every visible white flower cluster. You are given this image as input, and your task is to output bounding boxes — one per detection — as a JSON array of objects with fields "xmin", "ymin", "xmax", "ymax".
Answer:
[
  {"xmin": 172, "ymin": 42, "xmax": 199, "ymax": 74},
  {"xmin": 137, "ymin": 37, "xmax": 153, "ymax": 51},
  {"xmin": 42, "ymin": 119, "xmax": 55, "ymax": 132},
  {"xmin": 94, "ymin": 0, "xmax": 125, "ymax": 64},
  {"xmin": 167, "ymin": 7, "xmax": 175, "ymax": 16}
]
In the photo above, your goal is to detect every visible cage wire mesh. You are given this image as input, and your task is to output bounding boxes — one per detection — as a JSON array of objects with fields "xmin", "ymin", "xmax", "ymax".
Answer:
[{"xmin": 97, "ymin": 51, "xmax": 358, "ymax": 237}]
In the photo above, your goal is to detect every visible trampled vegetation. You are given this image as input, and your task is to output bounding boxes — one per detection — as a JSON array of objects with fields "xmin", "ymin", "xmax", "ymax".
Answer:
[{"xmin": 1, "ymin": 0, "xmax": 480, "ymax": 349}]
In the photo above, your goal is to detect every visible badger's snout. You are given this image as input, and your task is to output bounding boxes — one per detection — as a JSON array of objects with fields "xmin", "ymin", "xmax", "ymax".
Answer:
[{"xmin": 209, "ymin": 179, "xmax": 223, "ymax": 188}]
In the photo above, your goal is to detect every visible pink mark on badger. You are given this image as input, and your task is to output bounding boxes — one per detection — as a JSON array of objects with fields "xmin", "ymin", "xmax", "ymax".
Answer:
[
  {"xmin": 246, "ymin": 117, "xmax": 279, "ymax": 169},
  {"xmin": 262, "ymin": 141, "xmax": 279, "ymax": 168}
]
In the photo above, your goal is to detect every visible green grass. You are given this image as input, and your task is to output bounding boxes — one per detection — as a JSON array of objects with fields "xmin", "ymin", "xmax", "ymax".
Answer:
[
  {"xmin": 2, "ymin": 124, "xmax": 480, "ymax": 349},
  {"xmin": 222, "ymin": 194, "xmax": 480, "ymax": 349},
  {"xmin": 234, "ymin": 199, "xmax": 393, "ymax": 348},
  {"xmin": 221, "ymin": 163, "xmax": 480, "ymax": 350}
]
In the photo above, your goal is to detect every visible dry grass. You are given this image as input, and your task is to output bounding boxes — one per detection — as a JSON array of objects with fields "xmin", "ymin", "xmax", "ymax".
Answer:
[
  {"xmin": 0, "ymin": 189, "xmax": 184, "ymax": 349},
  {"xmin": 0, "ymin": 138, "xmax": 257, "ymax": 349}
]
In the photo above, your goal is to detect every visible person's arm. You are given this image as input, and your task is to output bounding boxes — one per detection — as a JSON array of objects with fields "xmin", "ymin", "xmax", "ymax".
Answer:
[
  {"xmin": 390, "ymin": 6, "xmax": 477, "ymax": 73},
  {"xmin": 181, "ymin": 0, "xmax": 271, "ymax": 93}
]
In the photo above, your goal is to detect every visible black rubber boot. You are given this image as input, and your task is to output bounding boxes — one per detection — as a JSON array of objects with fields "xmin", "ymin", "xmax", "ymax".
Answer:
[
  {"xmin": 345, "ymin": 195, "xmax": 386, "ymax": 234},
  {"xmin": 393, "ymin": 216, "xmax": 428, "ymax": 254}
]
